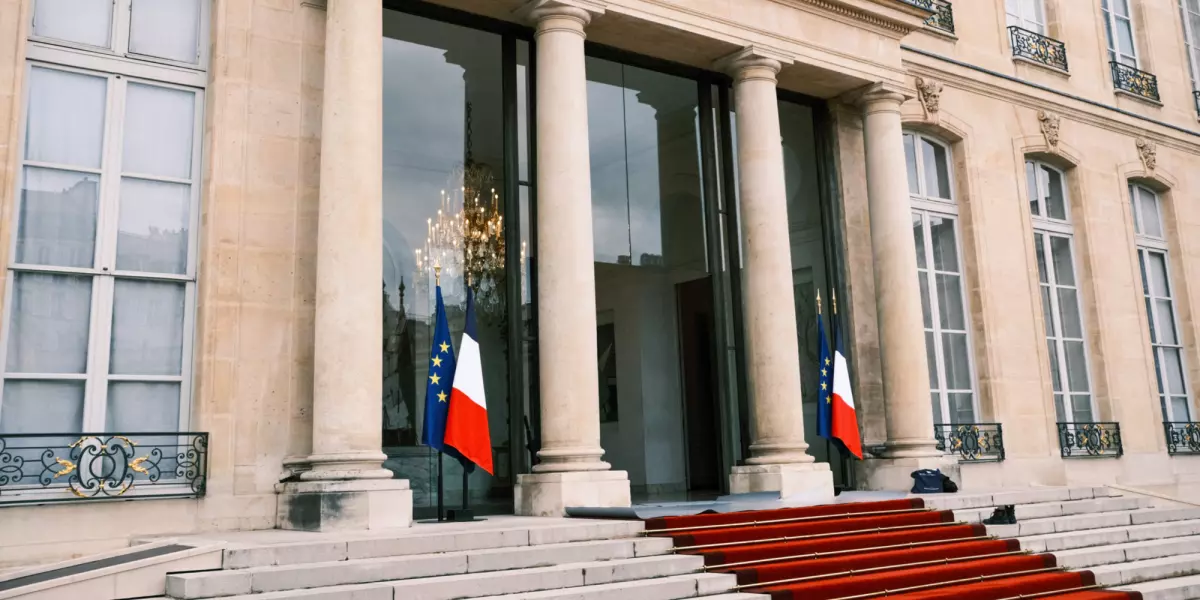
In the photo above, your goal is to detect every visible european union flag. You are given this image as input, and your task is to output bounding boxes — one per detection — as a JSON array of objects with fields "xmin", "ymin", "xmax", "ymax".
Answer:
[
  {"xmin": 816, "ymin": 301, "xmax": 834, "ymax": 442},
  {"xmin": 421, "ymin": 285, "xmax": 469, "ymax": 466}
]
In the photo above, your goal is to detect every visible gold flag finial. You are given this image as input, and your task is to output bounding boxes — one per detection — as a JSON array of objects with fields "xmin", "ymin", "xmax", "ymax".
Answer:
[
  {"xmin": 434, "ymin": 264, "xmax": 441, "ymax": 286},
  {"xmin": 816, "ymin": 289, "xmax": 822, "ymax": 315}
]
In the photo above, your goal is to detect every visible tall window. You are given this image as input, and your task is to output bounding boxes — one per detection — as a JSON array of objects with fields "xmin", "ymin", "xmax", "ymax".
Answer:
[
  {"xmin": 1007, "ymin": 0, "xmax": 1048, "ymax": 34},
  {"xmin": 1027, "ymin": 160, "xmax": 1094, "ymax": 424},
  {"xmin": 1102, "ymin": 0, "xmax": 1139, "ymax": 67},
  {"xmin": 904, "ymin": 133, "xmax": 977, "ymax": 425},
  {"xmin": 1183, "ymin": 0, "xmax": 1200, "ymax": 91},
  {"xmin": 1130, "ymin": 184, "xmax": 1192, "ymax": 422},
  {"xmin": 0, "ymin": 0, "xmax": 207, "ymax": 434}
]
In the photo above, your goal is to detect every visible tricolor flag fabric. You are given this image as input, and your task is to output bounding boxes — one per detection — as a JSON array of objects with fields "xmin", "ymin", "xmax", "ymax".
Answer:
[
  {"xmin": 445, "ymin": 287, "xmax": 494, "ymax": 475},
  {"xmin": 831, "ymin": 310, "xmax": 863, "ymax": 459},
  {"xmin": 815, "ymin": 310, "xmax": 834, "ymax": 442},
  {"xmin": 421, "ymin": 285, "xmax": 471, "ymax": 468}
]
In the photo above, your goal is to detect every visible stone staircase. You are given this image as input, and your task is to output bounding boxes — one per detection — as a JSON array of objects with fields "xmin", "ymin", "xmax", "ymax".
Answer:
[
  {"xmin": 924, "ymin": 486, "xmax": 1200, "ymax": 600},
  {"xmin": 155, "ymin": 517, "xmax": 761, "ymax": 600}
]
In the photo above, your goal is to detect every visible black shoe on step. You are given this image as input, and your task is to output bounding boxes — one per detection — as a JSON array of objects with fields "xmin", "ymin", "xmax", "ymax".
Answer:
[{"xmin": 982, "ymin": 504, "xmax": 1017, "ymax": 525}]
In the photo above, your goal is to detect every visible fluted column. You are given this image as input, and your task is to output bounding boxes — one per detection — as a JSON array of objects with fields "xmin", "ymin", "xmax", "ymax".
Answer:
[
  {"xmin": 513, "ymin": 0, "xmax": 630, "ymax": 516},
  {"xmin": 857, "ymin": 84, "xmax": 942, "ymax": 459},
  {"xmin": 278, "ymin": 0, "xmax": 411, "ymax": 531},
  {"xmin": 719, "ymin": 47, "xmax": 832, "ymax": 499}
]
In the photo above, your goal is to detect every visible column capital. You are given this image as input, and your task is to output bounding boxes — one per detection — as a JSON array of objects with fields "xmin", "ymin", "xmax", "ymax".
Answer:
[
  {"xmin": 843, "ymin": 81, "xmax": 915, "ymax": 111},
  {"xmin": 714, "ymin": 46, "xmax": 794, "ymax": 83},
  {"xmin": 516, "ymin": 0, "xmax": 606, "ymax": 30}
]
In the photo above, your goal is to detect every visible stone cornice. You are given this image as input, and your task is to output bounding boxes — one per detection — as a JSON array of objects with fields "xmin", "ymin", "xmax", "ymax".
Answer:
[{"xmin": 782, "ymin": 0, "xmax": 929, "ymax": 36}]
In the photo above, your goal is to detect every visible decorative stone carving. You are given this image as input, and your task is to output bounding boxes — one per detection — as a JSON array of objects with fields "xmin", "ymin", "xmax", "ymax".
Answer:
[
  {"xmin": 1038, "ymin": 110, "xmax": 1060, "ymax": 148},
  {"xmin": 915, "ymin": 77, "xmax": 943, "ymax": 119},
  {"xmin": 1137, "ymin": 137, "xmax": 1157, "ymax": 172}
]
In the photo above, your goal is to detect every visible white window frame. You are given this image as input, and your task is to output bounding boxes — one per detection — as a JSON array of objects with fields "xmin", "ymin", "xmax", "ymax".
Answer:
[
  {"xmin": 1008, "ymin": 0, "xmax": 1048, "ymax": 35},
  {"xmin": 1182, "ymin": 0, "xmax": 1200, "ymax": 91},
  {"xmin": 1027, "ymin": 160, "xmax": 1097, "ymax": 424},
  {"xmin": 1101, "ymin": 0, "xmax": 1140, "ymax": 67},
  {"xmin": 1130, "ymin": 184, "xmax": 1193, "ymax": 422},
  {"xmin": 905, "ymin": 132, "xmax": 980, "ymax": 426}
]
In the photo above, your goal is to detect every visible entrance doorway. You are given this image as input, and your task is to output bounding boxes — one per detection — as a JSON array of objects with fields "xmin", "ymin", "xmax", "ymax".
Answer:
[{"xmin": 678, "ymin": 277, "xmax": 722, "ymax": 493}]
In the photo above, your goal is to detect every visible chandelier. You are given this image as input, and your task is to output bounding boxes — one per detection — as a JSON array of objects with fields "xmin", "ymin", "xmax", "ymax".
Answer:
[{"xmin": 413, "ymin": 102, "xmax": 517, "ymax": 322}]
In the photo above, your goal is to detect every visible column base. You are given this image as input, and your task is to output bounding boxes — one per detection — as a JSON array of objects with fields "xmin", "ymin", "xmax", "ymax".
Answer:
[
  {"xmin": 514, "ymin": 470, "xmax": 631, "ymax": 517},
  {"xmin": 857, "ymin": 454, "xmax": 960, "ymax": 492},
  {"xmin": 729, "ymin": 463, "xmax": 834, "ymax": 502},
  {"xmin": 276, "ymin": 478, "xmax": 412, "ymax": 531}
]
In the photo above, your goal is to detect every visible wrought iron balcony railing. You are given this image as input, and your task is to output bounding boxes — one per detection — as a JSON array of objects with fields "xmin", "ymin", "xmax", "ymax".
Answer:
[
  {"xmin": 0, "ymin": 432, "xmax": 208, "ymax": 505},
  {"xmin": 1164, "ymin": 422, "xmax": 1200, "ymax": 456},
  {"xmin": 924, "ymin": 0, "xmax": 955, "ymax": 35},
  {"xmin": 899, "ymin": 0, "xmax": 935, "ymax": 10},
  {"xmin": 1057, "ymin": 422, "xmax": 1122, "ymax": 458},
  {"xmin": 1110, "ymin": 61, "xmax": 1160, "ymax": 102},
  {"xmin": 1009, "ymin": 26, "xmax": 1069, "ymax": 72},
  {"xmin": 934, "ymin": 423, "xmax": 1005, "ymax": 462}
]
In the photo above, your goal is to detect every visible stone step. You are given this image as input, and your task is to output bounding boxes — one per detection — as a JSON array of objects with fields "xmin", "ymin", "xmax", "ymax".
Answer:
[
  {"xmin": 168, "ymin": 537, "xmax": 673, "ymax": 598},
  {"xmin": 920, "ymin": 487, "xmax": 1117, "ymax": 511},
  {"xmin": 955, "ymin": 496, "xmax": 1149, "ymax": 524},
  {"xmin": 1118, "ymin": 572, "xmax": 1200, "ymax": 600},
  {"xmin": 1052, "ymin": 535, "xmax": 1200, "ymax": 569},
  {"xmin": 985, "ymin": 507, "xmax": 1200, "ymax": 537},
  {"xmin": 219, "ymin": 519, "xmax": 644, "ymax": 569},
  {"xmin": 1016, "ymin": 519, "xmax": 1200, "ymax": 553},
  {"xmin": 387, "ymin": 555, "xmax": 705, "ymax": 600},
  {"xmin": 469, "ymin": 572, "xmax": 739, "ymax": 599},
  {"xmin": 1090, "ymin": 552, "xmax": 1200, "ymax": 587}
]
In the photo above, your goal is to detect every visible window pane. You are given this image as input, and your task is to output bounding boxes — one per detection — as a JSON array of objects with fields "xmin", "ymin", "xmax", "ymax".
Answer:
[
  {"xmin": 904, "ymin": 135, "xmax": 919, "ymax": 195},
  {"xmin": 1035, "ymin": 234, "xmax": 1049, "ymax": 283},
  {"xmin": 936, "ymin": 273, "xmax": 966, "ymax": 330},
  {"xmin": 913, "ymin": 213, "xmax": 926, "ymax": 269},
  {"xmin": 1054, "ymin": 393, "xmax": 1067, "ymax": 422},
  {"xmin": 5, "ymin": 273, "xmax": 92, "ymax": 374},
  {"xmin": 116, "ymin": 178, "xmax": 191, "ymax": 274},
  {"xmin": 0, "ymin": 381, "xmax": 85, "ymax": 432},
  {"xmin": 931, "ymin": 392, "xmax": 944, "ymax": 423},
  {"xmin": 129, "ymin": 0, "xmax": 202, "ymax": 64},
  {"xmin": 1042, "ymin": 286, "xmax": 1055, "ymax": 337},
  {"xmin": 1026, "ymin": 161, "xmax": 1040, "ymax": 217},
  {"xmin": 1139, "ymin": 188, "xmax": 1163, "ymax": 238},
  {"xmin": 1154, "ymin": 348, "xmax": 1166, "ymax": 394},
  {"xmin": 919, "ymin": 272, "xmax": 933, "ymax": 328},
  {"xmin": 1146, "ymin": 297, "xmax": 1157, "ymax": 343},
  {"xmin": 1064, "ymin": 340, "xmax": 1089, "ymax": 392},
  {"xmin": 921, "ymin": 139, "xmax": 951, "ymax": 199},
  {"xmin": 1156, "ymin": 299, "xmax": 1178, "ymax": 345},
  {"xmin": 1130, "ymin": 186, "xmax": 1142, "ymax": 235},
  {"xmin": 1071, "ymin": 395, "xmax": 1094, "ymax": 423},
  {"xmin": 942, "ymin": 332, "xmax": 972, "ymax": 390},
  {"xmin": 1117, "ymin": 20, "xmax": 1135, "ymax": 58},
  {"xmin": 16, "ymin": 167, "xmax": 99, "ymax": 268},
  {"xmin": 926, "ymin": 331, "xmax": 938, "ymax": 389},
  {"xmin": 1103, "ymin": 6, "xmax": 1116, "ymax": 54},
  {"xmin": 1163, "ymin": 347, "xmax": 1186, "ymax": 395},
  {"xmin": 1050, "ymin": 235, "xmax": 1076, "ymax": 286},
  {"xmin": 123, "ymin": 83, "xmax": 197, "ymax": 179},
  {"xmin": 1043, "ymin": 166, "xmax": 1067, "ymax": 221},
  {"xmin": 33, "ymin": 0, "xmax": 113, "ymax": 48},
  {"xmin": 1058, "ymin": 288, "xmax": 1084, "ymax": 339},
  {"xmin": 950, "ymin": 392, "xmax": 975, "ymax": 424},
  {"xmin": 1149, "ymin": 251, "xmax": 1170, "ymax": 297},
  {"xmin": 106, "ymin": 382, "xmax": 181, "ymax": 432},
  {"xmin": 1139, "ymin": 250, "xmax": 1150, "ymax": 299},
  {"xmin": 25, "ymin": 67, "xmax": 107, "ymax": 169},
  {"xmin": 929, "ymin": 216, "xmax": 959, "ymax": 272},
  {"xmin": 1171, "ymin": 397, "xmax": 1191, "ymax": 421},
  {"xmin": 109, "ymin": 280, "xmax": 186, "ymax": 376}
]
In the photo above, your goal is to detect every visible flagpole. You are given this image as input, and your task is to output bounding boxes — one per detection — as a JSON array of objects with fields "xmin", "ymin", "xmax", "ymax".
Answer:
[{"xmin": 435, "ymin": 266, "xmax": 445, "ymax": 522}]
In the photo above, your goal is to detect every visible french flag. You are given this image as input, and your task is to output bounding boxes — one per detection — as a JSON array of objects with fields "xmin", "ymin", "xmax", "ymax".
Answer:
[
  {"xmin": 444, "ymin": 288, "xmax": 494, "ymax": 474},
  {"xmin": 832, "ymin": 314, "xmax": 863, "ymax": 459}
]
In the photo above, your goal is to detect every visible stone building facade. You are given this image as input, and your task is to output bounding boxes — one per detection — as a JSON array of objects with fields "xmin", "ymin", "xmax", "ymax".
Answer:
[{"xmin": 0, "ymin": 0, "xmax": 1199, "ymax": 568}]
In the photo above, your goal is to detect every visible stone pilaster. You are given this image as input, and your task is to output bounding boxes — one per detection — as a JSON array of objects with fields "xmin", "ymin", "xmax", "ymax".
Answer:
[
  {"xmin": 512, "ymin": 0, "xmax": 631, "ymax": 517},
  {"xmin": 718, "ymin": 47, "xmax": 833, "ymax": 500},
  {"xmin": 276, "ymin": 0, "xmax": 411, "ymax": 531}
]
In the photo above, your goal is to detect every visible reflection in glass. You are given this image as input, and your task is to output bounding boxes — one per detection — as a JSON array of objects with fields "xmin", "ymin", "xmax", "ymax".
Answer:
[
  {"xmin": 17, "ymin": 167, "xmax": 100, "ymax": 268},
  {"xmin": 116, "ymin": 178, "xmax": 191, "ymax": 274}
]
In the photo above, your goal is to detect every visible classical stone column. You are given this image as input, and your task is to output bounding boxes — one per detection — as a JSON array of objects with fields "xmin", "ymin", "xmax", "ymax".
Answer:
[
  {"xmin": 718, "ymin": 47, "xmax": 833, "ymax": 500},
  {"xmin": 513, "ymin": 0, "xmax": 631, "ymax": 516},
  {"xmin": 852, "ymin": 83, "xmax": 952, "ymax": 489},
  {"xmin": 277, "ymin": 0, "xmax": 412, "ymax": 531}
]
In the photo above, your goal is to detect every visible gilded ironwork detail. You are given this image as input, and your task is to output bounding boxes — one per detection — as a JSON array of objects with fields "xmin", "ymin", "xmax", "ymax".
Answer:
[
  {"xmin": 1164, "ymin": 422, "xmax": 1200, "ymax": 455},
  {"xmin": 1110, "ymin": 61, "xmax": 1160, "ymax": 102},
  {"xmin": 934, "ymin": 423, "xmax": 1005, "ymax": 462},
  {"xmin": 1057, "ymin": 422, "xmax": 1123, "ymax": 458},
  {"xmin": 1009, "ymin": 26, "xmax": 1068, "ymax": 72},
  {"xmin": 0, "ymin": 433, "xmax": 208, "ymax": 504},
  {"xmin": 900, "ymin": 0, "xmax": 935, "ymax": 10},
  {"xmin": 923, "ymin": 0, "xmax": 954, "ymax": 34}
]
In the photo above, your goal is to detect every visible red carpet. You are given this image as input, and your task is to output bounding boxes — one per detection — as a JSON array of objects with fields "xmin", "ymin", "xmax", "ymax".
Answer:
[{"xmin": 643, "ymin": 499, "xmax": 1142, "ymax": 600}]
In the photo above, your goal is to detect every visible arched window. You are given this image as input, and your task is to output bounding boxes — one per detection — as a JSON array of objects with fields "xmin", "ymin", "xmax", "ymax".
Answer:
[
  {"xmin": 1026, "ymin": 159, "xmax": 1095, "ymax": 423},
  {"xmin": 1130, "ymin": 184, "xmax": 1192, "ymax": 422},
  {"xmin": 904, "ymin": 132, "xmax": 978, "ymax": 425}
]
